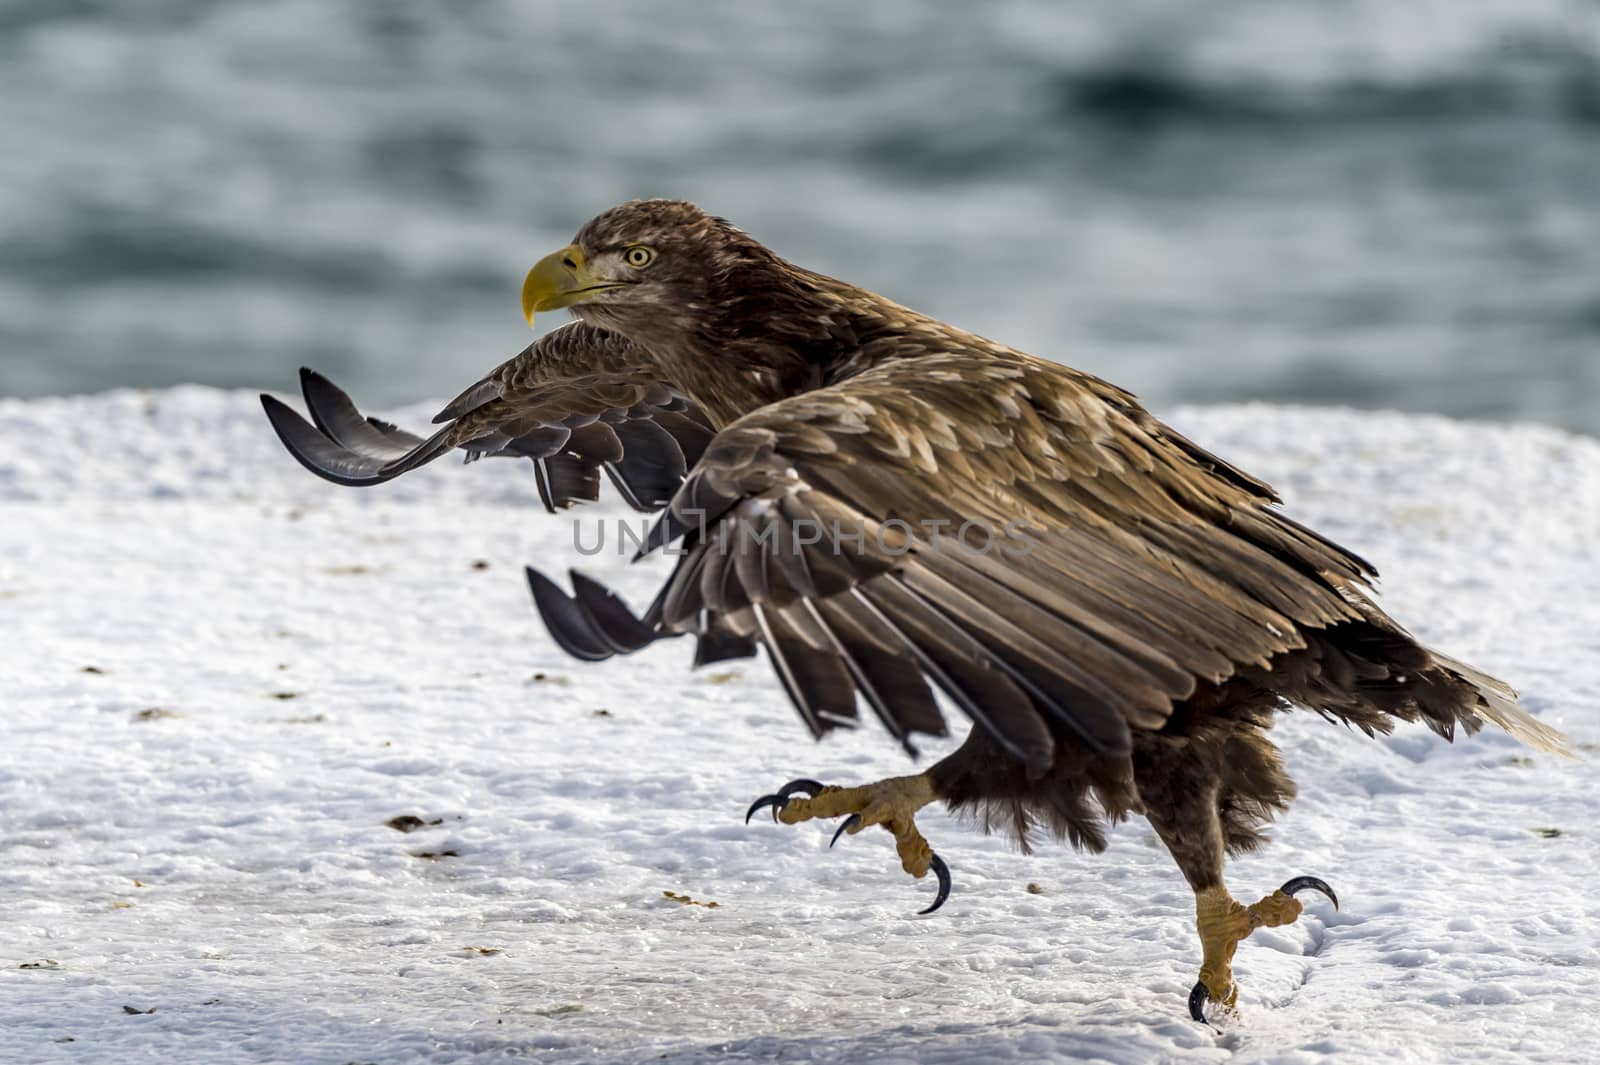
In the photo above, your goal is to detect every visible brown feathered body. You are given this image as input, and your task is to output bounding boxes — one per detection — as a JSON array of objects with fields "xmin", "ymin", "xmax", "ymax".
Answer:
[{"xmin": 263, "ymin": 199, "xmax": 1565, "ymax": 893}]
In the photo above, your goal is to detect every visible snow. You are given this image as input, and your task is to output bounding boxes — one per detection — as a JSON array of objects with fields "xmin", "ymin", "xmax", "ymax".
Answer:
[{"xmin": 1, "ymin": 387, "xmax": 1596, "ymax": 1064}]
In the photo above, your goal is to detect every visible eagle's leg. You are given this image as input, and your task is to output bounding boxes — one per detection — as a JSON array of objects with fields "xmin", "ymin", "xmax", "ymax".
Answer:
[
  {"xmin": 744, "ymin": 772, "xmax": 951, "ymax": 913},
  {"xmin": 1137, "ymin": 739, "xmax": 1337, "ymax": 1021},
  {"xmin": 1190, "ymin": 880, "xmax": 1334, "ymax": 1019}
]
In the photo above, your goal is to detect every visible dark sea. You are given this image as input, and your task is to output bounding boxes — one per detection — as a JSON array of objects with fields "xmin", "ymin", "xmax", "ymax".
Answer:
[{"xmin": 2, "ymin": 1, "xmax": 1597, "ymax": 434}]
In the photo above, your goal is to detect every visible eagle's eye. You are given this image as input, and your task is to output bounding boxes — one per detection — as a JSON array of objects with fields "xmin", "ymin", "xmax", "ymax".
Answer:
[{"xmin": 623, "ymin": 245, "xmax": 657, "ymax": 269}]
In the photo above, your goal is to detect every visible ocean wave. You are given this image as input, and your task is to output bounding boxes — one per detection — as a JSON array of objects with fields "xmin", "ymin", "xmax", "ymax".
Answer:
[{"xmin": 1052, "ymin": 43, "xmax": 1600, "ymax": 128}]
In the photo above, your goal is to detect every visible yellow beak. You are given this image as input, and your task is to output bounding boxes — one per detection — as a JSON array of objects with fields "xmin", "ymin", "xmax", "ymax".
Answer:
[{"xmin": 520, "ymin": 244, "xmax": 627, "ymax": 328}]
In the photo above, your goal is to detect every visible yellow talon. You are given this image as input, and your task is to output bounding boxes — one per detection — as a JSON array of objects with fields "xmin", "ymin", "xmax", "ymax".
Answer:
[
  {"xmin": 746, "ymin": 772, "xmax": 954, "ymax": 914},
  {"xmin": 774, "ymin": 774, "xmax": 938, "ymax": 877},
  {"xmin": 1193, "ymin": 884, "xmax": 1311, "ymax": 1015}
]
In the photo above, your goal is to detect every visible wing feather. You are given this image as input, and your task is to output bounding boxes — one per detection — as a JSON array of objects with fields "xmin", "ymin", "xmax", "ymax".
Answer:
[
  {"xmin": 260, "ymin": 323, "xmax": 712, "ymax": 512},
  {"xmin": 608, "ymin": 349, "xmax": 1387, "ymax": 760}
]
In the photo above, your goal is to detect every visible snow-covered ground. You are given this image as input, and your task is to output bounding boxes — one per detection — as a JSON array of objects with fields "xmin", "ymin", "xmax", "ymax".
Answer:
[{"xmin": 2, "ymin": 388, "xmax": 1595, "ymax": 1065}]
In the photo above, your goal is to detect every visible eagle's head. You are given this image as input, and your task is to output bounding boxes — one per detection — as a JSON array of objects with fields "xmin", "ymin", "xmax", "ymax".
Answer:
[
  {"xmin": 520, "ymin": 199, "xmax": 869, "ymax": 424},
  {"xmin": 521, "ymin": 199, "xmax": 780, "ymax": 347}
]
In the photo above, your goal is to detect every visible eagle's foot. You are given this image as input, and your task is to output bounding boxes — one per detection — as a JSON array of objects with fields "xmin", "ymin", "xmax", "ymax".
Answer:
[
  {"xmin": 744, "ymin": 773, "xmax": 951, "ymax": 914},
  {"xmin": 1188, "ymin": 876, "xmax": 1338, "ymax": 1023}
]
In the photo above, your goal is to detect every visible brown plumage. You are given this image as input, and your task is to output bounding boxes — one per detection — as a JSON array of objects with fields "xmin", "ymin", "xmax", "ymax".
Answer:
[{"xmin": 262, "ymin": 198, "xmax": 1568, "ymax": 1019}]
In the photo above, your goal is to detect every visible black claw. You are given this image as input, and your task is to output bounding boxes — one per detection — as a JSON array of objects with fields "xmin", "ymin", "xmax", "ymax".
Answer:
[
  {"xmin": 829, "ymin": 814, "xmax": 862, "ymax": 848},
  {"xmin": 779, "ymin": 778, "xmax": 825, "ymax": 798},
  {"xmin": 1279, "ymin": 875, "xmax": 1339, "ymax": 910},
  {"xmin": 744, "ymin": 795, "xmax": 781, "ymax": 824},
  {"xmin": 1189, "ymin": 980, "xmax": 1209, "ymax": 1023},
  {"xmin": 1187, "ymin": 981, "xmax": 1230, "ymax": 1031},
  {"xmin": 917, "ymin": 853, "xmax": 952, "ymax": 915},
  {"xmin": 743, "ymin": 778, "xmax": 825, "ymax": 824}
]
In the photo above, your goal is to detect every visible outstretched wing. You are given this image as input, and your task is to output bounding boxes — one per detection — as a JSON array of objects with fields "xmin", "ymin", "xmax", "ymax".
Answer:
[
  {"xmin": 530, "ymin": 350, "xmax": 1379, "ymax": 770},
  {"xmin": 260, "ymin": 323, "xmax": 715, "ymax": 512}
]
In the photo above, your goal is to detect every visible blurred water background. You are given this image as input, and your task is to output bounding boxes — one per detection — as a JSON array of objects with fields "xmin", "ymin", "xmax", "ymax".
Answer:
[{"xmin": 1, "ymin": 0, "xmax": 1597, "ymax": 434}]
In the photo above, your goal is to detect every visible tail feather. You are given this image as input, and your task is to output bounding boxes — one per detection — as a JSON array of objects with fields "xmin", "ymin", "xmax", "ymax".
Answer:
[{"xmin": 1432, "ymin": 651, "xmax": 1573, "ymax": 758}]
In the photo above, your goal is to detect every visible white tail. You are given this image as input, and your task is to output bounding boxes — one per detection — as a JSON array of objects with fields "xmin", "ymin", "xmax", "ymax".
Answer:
[{"xmin": 1432, "ymin": 651, "xmax": 1573, "ymax": 758}]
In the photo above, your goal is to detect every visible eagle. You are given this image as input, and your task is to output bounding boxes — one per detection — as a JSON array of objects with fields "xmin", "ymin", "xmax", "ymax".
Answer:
[{"xmin": 261, "ymin": 199, "xmax": 1568, "ymax": 1022}]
